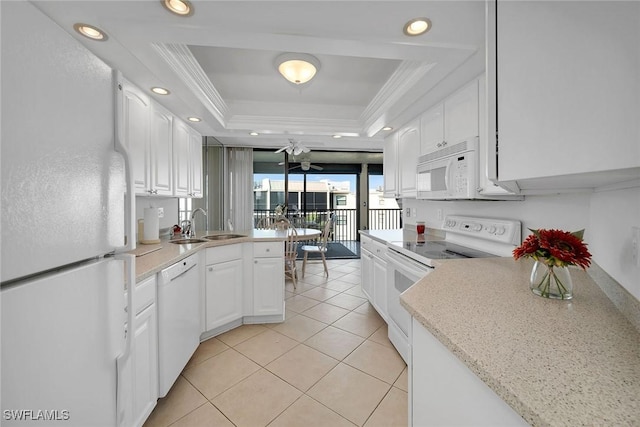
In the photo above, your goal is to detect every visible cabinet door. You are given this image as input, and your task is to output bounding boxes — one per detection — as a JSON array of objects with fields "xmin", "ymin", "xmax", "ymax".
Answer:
[
  {"xmin": 383, "ymin": 132, "xmax": 398, "ymax": 198},
  {"xmin": 360, "ymin": 250, "xmax": 373, "ymax": 301},
  {"xmin": 132, "ymin": 303, "xmax": 158, "ymax": 427},
  {"xmin": 253, "ymin": 257, "xmax": 284, "ymax": 317},
  {"xmin": 444, "ymin": 79, "xmax": 479, "ymax": 144},
  {"xmin": 420, "ymin": 103, "xmax": 445, "ymax": 155},
  {"xmin": 121, "ymin": 81, "xmax": 150, "ymax": 195},
  {"xmin": 172, "ymin": 119, "xmax": 190, "ymax": 197},
  {"xmin": 398, "ymin": 119, "xmax": 420, "ymax": 198},
  {"xmin": 149, "ymin": 103, "xmax": 173, "ymax": 196},
  {"xmin": 494, "ymin": 1, "xmax": 640, "ymax": 187},
  {"xmin": 188, "ymin": 129, "xmax": 203, "ymax": 198},
  {"xmin": 372, "ymin": 256, "xmax": 387, "ymax": 320},
  {"xmin": 205, "ymin": 259, "xmax": 243, "ymax": 331}
]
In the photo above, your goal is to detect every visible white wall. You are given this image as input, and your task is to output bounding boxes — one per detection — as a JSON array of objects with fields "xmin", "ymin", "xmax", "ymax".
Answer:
[
  {"xmin": 404, "ymin": 186, "xmax": 640, "ymax": 299},
  {"xmin": 135, "ymin": 196, "xmax": 179, "ymax": 231}
]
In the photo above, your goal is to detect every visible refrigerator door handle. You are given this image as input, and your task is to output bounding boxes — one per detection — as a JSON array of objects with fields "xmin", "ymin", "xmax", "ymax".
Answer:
[
  {"xmin": 114, "ymin": 70, "xmax": 136, "ymax": 252},
  {"xmin": 115, "ymin": 253, "xmax": 135, "ymax": 426}
]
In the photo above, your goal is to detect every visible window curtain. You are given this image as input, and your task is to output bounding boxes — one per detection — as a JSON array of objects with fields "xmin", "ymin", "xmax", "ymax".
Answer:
[{"xmin": 226, "ymin": 147, "xmax": 254, "ymax": 231}]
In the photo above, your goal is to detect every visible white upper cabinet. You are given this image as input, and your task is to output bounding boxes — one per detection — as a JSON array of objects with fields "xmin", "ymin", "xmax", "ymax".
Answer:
[
  {"xmin": 188, "ymin": 129, "xmax": 203, "ymax": 198},
  {"xmin": 149, "ymin": 103, "xmax": 173, "ymax": 196},
  {"xmin": 120, "ymin": 79, "xmax": 150, "ymax": 194},
  {"xmin": 383, "ymin": 132, "xmax": 399, "ymax": 198},
  {"xmin": 420, "ymin": 80, "xmax": 479, "ymax": 156},
  {"xmin": 488, "ymin": 0, "xmax": 640, "ymax": 192},
  {"xmin": 420, "ymin": 104, "xmax": 445, "ymax": 156},
  {"xmin": 173, "ymin": 118, "xmax": 203, "ymax": 198},
  {"xmin": 398, "ymin": 119, "xmax": 420, "ymax": 198}
]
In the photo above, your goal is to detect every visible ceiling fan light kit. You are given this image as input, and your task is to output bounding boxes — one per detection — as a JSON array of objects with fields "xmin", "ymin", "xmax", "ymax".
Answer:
[{"xmin": 275, "ymin": 53, "xmax": 320, "ymax": 85}]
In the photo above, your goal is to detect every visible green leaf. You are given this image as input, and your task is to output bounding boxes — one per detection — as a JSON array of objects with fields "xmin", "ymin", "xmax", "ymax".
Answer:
[
  {"xmin": 571, "ymin": 229, "xmax": 585, "ymax": 240},
  {"xmin": 528, "ymin": 228, "xmax": 541, "ymax": 238}
]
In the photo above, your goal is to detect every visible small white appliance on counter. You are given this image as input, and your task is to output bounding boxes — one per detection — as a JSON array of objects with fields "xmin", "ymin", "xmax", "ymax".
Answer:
[
  {"xmin": 385, "ymin": 216, "xmax": 521, "ymax": 362},
  {"xmin": 1, "ymin": 3, "xmax": 136, "ymax": 426}
]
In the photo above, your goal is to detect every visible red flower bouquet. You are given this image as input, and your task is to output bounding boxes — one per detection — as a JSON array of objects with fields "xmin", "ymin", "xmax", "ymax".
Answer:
[{"xmin": 513, "ymin": 229, "xmax": 592, "ymax": 299}]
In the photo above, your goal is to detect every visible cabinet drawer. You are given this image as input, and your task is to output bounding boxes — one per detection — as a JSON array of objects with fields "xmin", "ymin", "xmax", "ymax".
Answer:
[
  {"xmin": 134, "ymin": 276, "xmax": 156, "ymax": 315},
  {"xmin": 206, "ymin": 243, "xmax": 243, "ymax": 264},
  {"xmin": 254, "ymin": 241, "xmax": 284, "ymax": 258},
  {"xmin": 361, "ymin": 235, "xmax": 373, "ymax": 251},
  {"xmin": 370, "ymin": 240, "xmax": 387, "ymax": 258}
]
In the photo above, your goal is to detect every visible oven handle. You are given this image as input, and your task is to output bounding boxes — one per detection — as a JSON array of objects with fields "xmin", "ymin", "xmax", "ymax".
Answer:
[{"xmin": 386, "ymin": 249, "xmax": 433, "ymax": 282}]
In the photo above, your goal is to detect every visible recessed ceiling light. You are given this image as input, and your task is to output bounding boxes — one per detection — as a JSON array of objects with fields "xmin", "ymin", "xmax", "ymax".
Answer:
[
  {"xmin": 249, "ymin": 132, "xmax": 259, "ymax": 136},
  {"xmin": 151, "ymin": 87, "xmax": 170, "ymax": 95},
  {"xmin": 187, "ymin": 117, "xmax": 201, "ymax": 122},
  {"xmin": 403, "ymin": 18, "xmax": 432, "ymax": 36},
  {"xmin": 332, "ymin": 135, "xmax": 342, "ymax": 139},
  {"xmin": 73, "ymin": 23, "xmax": 108, "ymax": 41},
  {"xmin": 382, "ymin": 126, "xmax": 393, "ymax": 131},
  {"xmin": 162, "ymin": 0, "xmax": 193, "ymax": 16}
]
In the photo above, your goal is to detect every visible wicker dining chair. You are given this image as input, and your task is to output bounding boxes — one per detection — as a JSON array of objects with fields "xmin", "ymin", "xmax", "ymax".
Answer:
[
  {"xmin": 300, "ymin": 215, "xmax": 333, "ymax": 278},
  {"xmin": 284, "ymin": 226, "xmax": 299, "ymax": 288}
]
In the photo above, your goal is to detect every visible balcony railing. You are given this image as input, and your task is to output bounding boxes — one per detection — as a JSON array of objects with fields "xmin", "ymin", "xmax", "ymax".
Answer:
[{"xmin": 253, "ymin": 208, "xmax": 402, "ymax": 241}]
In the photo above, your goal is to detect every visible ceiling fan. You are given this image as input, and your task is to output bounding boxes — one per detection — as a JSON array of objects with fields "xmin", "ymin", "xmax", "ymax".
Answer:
[
  {"xmin": 274, "ymin": 139, "xmax": 311, "ymax": 156},
  {"xmin": 278, "ymin": 153, "xmax": 324, "ymax": 171}
]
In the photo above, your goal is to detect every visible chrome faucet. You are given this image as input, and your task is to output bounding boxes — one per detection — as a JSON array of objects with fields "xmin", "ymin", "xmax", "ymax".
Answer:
[
  {"xmin": 189, "ymin": 208, "xmax": 208, "ymax": 238},
  {"xmin": 180, "ymin": 220, "xmax": 191, "ymax": 238}
]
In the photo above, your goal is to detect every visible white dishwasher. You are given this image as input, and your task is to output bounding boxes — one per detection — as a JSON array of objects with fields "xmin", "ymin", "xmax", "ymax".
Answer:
[{"xmin": 157, "ymin": 253, "xmax": 200, "ymax": 397}]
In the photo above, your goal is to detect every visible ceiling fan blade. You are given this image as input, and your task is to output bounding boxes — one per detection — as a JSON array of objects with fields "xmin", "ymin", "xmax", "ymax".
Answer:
[
  {"xmin": 310, "ymin": 164, "xmax": 323, "ymax": 171},
  {"xmin": 288, "ymin": 165, "xmax": 301, "ymax": 171},
  {"xmin": 274, "ymin": 146, "xmax": 286, "ymax": 153},
  {"xmin": 278, "ymin": 161, "xmax": 285, "ymax": 166},
  {"xmin": 301, "ymin": 146, "xmax": 311, "ymax": 153},
  {"xmin": 293, "ymin": 146, "xmax": 303, "ymax": 156}
]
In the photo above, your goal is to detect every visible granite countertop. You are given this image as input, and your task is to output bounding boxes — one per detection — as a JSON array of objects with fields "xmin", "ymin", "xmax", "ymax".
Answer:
[
  {"xmin": 400, "ymin": 257, "xmax": 640, "ymax": 426},
  {"xmin": 130, "ymin": 229, "xmax": 286, "ymax": 282}
]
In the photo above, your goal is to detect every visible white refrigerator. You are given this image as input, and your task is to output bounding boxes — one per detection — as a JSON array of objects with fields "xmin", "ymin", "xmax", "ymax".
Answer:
[{"xmin": 1, "ymin": 2, "xmax": 135, "ymax": 426}]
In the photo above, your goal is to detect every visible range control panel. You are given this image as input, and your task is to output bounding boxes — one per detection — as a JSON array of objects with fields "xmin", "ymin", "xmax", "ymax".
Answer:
[{"xmin": 442, "ymin": 215, "xmax": 521, "ymax": 246}]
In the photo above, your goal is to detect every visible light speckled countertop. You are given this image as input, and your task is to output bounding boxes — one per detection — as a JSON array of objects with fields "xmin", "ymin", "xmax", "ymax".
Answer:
[
  {"xmin": 401, "ymin": 257, "xmax": 640, "ymax": 426},
  {"xmin": 130, "ymin": 230, "xmax": 285, "ymax": 282}
]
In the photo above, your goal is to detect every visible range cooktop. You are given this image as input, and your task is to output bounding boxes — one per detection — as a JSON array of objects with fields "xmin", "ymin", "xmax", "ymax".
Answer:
[{"xmin": 387, "ymin": 215, "xmax": 522, "ymax": 266}]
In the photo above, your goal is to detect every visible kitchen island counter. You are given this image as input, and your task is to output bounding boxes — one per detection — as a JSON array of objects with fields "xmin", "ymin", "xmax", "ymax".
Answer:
[{"xmin": 401, "ymin": 257, "xmax": 640, "ymax": 426}]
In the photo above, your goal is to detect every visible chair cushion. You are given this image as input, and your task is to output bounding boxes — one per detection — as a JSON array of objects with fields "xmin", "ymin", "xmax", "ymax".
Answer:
[{"xmin": 301, "ymin": 245, "xmax": 326, "ymax": 252}]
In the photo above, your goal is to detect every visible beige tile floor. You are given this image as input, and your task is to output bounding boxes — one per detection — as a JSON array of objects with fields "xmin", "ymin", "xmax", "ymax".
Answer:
[{"xmin": 144, "ymin": 259, "xmax": 408, "ymax": 427}]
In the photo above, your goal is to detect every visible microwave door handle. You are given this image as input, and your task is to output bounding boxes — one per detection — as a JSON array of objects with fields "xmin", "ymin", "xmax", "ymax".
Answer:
[{"xmin": 445, "ymin": 157, "xmax": 455, "ymax": 194}]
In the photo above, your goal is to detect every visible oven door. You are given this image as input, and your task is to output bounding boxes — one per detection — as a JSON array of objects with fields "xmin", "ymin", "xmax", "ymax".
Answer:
[{"xmin": 386, "ymin": 248, "xmax": 433, "ymax": 362}]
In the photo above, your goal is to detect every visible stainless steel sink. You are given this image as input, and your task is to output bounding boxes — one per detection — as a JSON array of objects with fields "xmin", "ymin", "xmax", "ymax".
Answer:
[
  {"xmin": 169, "ymin": 238, "xmax": 208, "ymax": 244},
  {"xmin": 203, "ymin": 234, "xmax": 246, "ymax": 241}
]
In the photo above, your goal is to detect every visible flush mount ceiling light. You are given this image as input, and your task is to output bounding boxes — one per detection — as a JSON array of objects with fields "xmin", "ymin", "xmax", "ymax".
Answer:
[
  {"xmin": 382, "ymin": 126, "xmax": 393, "ymax": 131},
  {"xmin": 275, "ymin": 53, "xmax": 320, "ymax": 85},
  {"xmin": 187, "ymin": 117, "xmax": 201, "ymax": 122},
  {"xmin": 249, "ymin": 132, "xmax": 259, "ymax": 136},
  {"xmin": 162, "ymin": 0, "xmax": 193, "ymax": 16},
  {"xmin": 332, "ymin": 135, "xmax": 342, "ymax": 139},
  {"xmin": 151, "ymin": 87, "xmax": 170, "ymax": 95},
  {"xmin": 73, "ymin": 23, "xmax": 108, "ymax": 41},
  {"xmin": 403, "ymin": 18, "xmax": 432, "ymax": 36}
]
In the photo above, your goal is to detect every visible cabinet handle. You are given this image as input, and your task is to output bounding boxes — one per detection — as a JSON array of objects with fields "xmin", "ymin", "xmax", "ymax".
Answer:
[
  {"xmin": 442, "ymin": 141, "xmax": 448, "ymax": 147},
  {"xmin": 266, "ymin": 248, "xmax": 270, "ymax": 252},
  {"xmin": 208, "ymin": 267, "xmax": 213, "ymax": 272},
  {"xmin": 254, "ymin": 260, "xmax": 258, "ymax": 264},
  {"xmin": 436, "ymin": 142, "xmax": 442, "ymax": 148}
]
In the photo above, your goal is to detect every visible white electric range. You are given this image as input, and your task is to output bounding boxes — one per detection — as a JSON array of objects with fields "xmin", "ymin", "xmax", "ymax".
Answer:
[{"xmin": 385, "ymin": 215, "xmax": 521, "ymax": 362}]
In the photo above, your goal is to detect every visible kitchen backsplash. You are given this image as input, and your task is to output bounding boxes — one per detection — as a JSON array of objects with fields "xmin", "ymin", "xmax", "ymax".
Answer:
[
  {"xmin": 404, "ymin": 185, "xmax": 640, "ymax": 301},
  {"xmin": 136, "ymin": 197, "xmax": 179, "ymax": 232}
]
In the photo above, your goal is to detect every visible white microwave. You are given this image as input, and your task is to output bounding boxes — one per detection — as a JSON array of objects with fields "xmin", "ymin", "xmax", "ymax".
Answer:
[{"xmin": 416, "ymin": 138, "xmax": 479, "ymax": 200}]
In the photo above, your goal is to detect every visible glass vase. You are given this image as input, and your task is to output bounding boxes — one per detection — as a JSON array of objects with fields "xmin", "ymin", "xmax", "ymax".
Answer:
[{"xmin": 529, "ymin": 260, "xmax": 573, "ymax": 300}]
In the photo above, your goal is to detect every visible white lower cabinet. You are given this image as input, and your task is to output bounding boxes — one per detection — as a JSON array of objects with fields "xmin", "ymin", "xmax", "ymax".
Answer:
[
  {"xmin": 410, "ymin": 318, "xmax": 526, "ymax": 426},
  {"xmin": 359, "ymin": 235, "xmax": 388, "ymax": 320},
  {"xmin": 252, "ymin": 242, "xmax": 285, "ymax": 318},
  {"xmin": 205, "ymin": 245, "xmax": 244, "ymax": 331},
  {"xmin": 121, "ymin": 275, "xmax": 158, "ymax": 427}
]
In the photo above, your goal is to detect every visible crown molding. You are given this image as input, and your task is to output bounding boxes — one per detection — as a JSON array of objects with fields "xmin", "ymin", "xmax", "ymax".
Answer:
[
  {"xmin": 359, "ymin": 60, "xmax": 436, "ymax": 133},
  {"xmin": 152, "ymin": 43, "xmax": 229, "ymax": 126},
  {"xmin": 226, "ymin": 115, "xmax": 362, "ymax": 134}
]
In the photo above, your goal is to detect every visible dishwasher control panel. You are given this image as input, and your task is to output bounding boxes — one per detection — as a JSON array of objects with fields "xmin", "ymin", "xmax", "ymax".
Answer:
[{"xmin": 160, "ymin": 253, "xmax": 198, "ymax": 285}]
